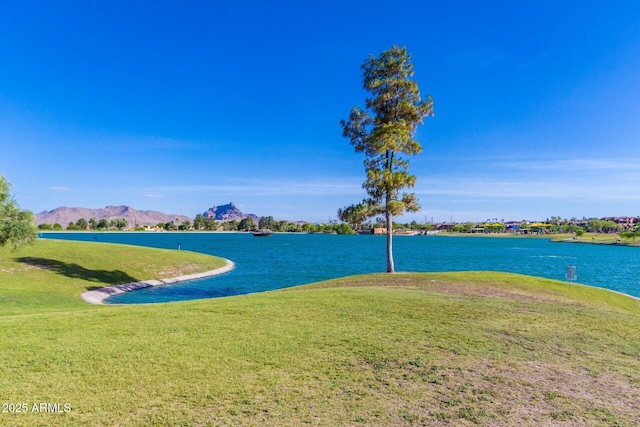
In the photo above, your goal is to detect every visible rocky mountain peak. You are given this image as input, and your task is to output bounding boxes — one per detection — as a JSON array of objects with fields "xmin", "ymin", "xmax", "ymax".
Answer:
[{"xmin": 203, "ymin": 202, "xmax": 258, "ymax": 222}]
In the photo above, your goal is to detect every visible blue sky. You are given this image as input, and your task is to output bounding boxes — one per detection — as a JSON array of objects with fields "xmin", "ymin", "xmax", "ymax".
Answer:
[{"xmin": 2, "ymin": 1, "xmax": 640, "ymax": 223}]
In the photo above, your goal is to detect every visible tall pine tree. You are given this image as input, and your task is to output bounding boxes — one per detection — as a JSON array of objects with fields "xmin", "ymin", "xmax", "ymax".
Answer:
[{"xmin": 341, "ymin": 46, "xmax": 433, "ymax": 272}]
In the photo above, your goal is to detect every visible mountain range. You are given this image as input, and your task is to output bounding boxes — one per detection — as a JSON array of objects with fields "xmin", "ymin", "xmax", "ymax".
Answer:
[
  {"xmin": 36, "ymin": 206, "xmax": 194, "ymax": 227},
  {"xmin": 35, "ymin": 203, "xmax": 259, "ymax": 227}
]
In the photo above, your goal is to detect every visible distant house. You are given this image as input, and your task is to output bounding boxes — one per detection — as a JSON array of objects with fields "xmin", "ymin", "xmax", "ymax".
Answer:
[
  {"xmin": 436, "ymin": 223, "xmax": 456, "ymax": 232},
  {"xmin": 529, "ymin": 223, "xmax": 552, "ymax": 234},
  {"xmin": 603, "ymin": 216, "xmax": 640, "ymax": 229},
  {"xmin": 505, "ymin": 221, "xmax": 522, "ymax": 233},
  {"xmin": 373, "ymin": 227, "xmax": 387, "ymax": 235}
]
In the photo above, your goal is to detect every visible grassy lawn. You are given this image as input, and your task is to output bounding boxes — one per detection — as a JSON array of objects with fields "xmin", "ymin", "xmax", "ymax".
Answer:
[
  {"xmin": 1, "ymin": 241, "xmax": 640, "ymax": 426},
  {"xmin": 443, "ymin": 231, "xmax": 640, "ymax": 246},
  {"xmin": 0, "ymin": 240, "xmax": 227, "ymax": 315},
  {"xmin": 552, "ymin": 233, "xmax": 640, "ymax": 246}
]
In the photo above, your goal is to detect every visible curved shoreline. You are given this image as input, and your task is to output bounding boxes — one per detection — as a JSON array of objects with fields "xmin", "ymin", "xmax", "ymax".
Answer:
[{"xmin": 81, "ymin": 259, "xmax": 235, "ymax": 305}]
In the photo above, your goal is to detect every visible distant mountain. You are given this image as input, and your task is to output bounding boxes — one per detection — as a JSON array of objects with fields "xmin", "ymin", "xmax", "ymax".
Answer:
[
  {"xmin": 35, "ymin": 206, "xmax": 192, "ymax": 227},
  {"xmin": 202, "ymin": 202, "xmax": 259, "ymax": 222}
]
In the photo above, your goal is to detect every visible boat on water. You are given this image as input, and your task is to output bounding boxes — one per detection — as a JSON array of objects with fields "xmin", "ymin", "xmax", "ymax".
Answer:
[
  {"xmin": 252, "ymin": 229, "xmax": 273, "ymax": 237},
  {"xmin": 394, "ymin": 230, "xmax": 421, "ymax": 236}
]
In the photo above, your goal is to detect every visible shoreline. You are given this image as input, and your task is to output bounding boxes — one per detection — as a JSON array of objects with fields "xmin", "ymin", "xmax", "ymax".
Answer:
[
  {"xmin": 81, "ymin": 259, "xmax": 235, "ymax": 305},
  {"xmin": 433, "ymin": 232, "xmax": 640, "ymax": 247},
  {"xmin": 552, "ymin": 238, "xmax": 640, "ymax": 247}
]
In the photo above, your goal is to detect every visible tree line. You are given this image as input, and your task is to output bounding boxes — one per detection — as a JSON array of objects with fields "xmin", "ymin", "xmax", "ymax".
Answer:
[
  {"xmin": 38, "ymin": 217, "xmax": 130, "ymax": 231},
  {"xmin": 36, "ymin": 214, "xmax": 356, "ymax": 234},
  {"xmin": 445, "ymin": 218, "xmax": 634, "ymax": 235},
  {"xmin": 35, "ymin": 213, "xmax": 639, "ymax": 237},
  {"xmin": 193, "ymin": 215, "xmax": 354, "ymax": 234}
]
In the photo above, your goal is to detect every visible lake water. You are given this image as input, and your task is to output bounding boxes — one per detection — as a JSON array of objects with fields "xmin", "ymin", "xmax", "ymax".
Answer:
[{"xmin": 40, "ymin": 232, "xmax": 640, "ymax": 303}]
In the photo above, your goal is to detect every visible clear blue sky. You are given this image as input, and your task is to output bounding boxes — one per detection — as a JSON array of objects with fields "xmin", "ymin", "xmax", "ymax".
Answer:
[{"xmin": 2, "ymin": 1, "xmax": 640, "ymax": 223}]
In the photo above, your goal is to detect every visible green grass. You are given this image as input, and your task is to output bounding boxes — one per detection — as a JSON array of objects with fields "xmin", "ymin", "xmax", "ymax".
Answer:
[
  {"xmin": 0, "ymin": 240, "xmax": 226, "ymax": 315},
  {"xmin": 445, "ymin": 230, "xmax": 640, "ymax": 247},
  {"xmin": 1, "ymin": 240, "xmax": 640, "ymax": 425},
  {"xmin": 551, "ymin": 232, "xmax": 640, "ymax": 246}
]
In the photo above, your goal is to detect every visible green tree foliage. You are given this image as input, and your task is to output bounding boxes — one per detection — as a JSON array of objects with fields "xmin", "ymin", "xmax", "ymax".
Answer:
[
  {"xmin": 276, "ymin": 220, "xmax": 289, "ymax": 232},
  {"xmin": 302, "ymin": 223, "xmax": 318, "ymax": 233},
  {"xmin": 221, "ymin": 220, "xmax": 238, "ymax": 231},
  {"xmin": 0, "ymin": 175, "xmax": 38, "ymax": 250},
  {"xmin": 258, "ymin": 216, "xmax": 276, "ymax": 230},
  {"xmin": 286, "ymin": 222, "xmax": 303, "ymax": 232},
  {"xmin": 337, "ymin": 203, "xmax": 370, "ymax": 231},
  {"xmin": 620, "ymin": 230, "xmax": 638, "ymax": 242},
  {"xmin": 110, "ymin": 218, "xmax": 128, "ymax": 230},
  {"xmin": 203, "ymin": 217, "xmax": 218, "ymax": 231},
  {"xmin": 340, "ymin": 45, "xmax": 433, "ymax": 272},
  {"xmin": 334, "ymin": 223, "xmax": 354, "ymax": 235},
  {"xmin": 67, "ymin": 222, "xmax": 81, "ymax": 230},
  {"xmin": 193, "ymin": 214, "xmax": 205, "ymax": 230},
  {"xmin": 238, "ymin": 217, "xmax": 255, "ymax": 231},
  {"xmin": 587, "ymin": 219, "xmax": 619, "ymax": 233},
  {"xmin": 76, "ymin": 218, "xmax": 88, "ymax": 230}
]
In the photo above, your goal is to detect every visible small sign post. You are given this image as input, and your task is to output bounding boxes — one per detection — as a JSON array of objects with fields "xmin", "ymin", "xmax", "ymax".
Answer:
[{"xmin": 565, "ymin": 266, "xmax": 577, "ymax": 287}]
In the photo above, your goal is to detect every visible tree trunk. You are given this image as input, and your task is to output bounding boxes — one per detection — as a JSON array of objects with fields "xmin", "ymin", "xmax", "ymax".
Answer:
[{"xmin": 386, "ymin": 203, "xmax": 395, "ymax": 273}]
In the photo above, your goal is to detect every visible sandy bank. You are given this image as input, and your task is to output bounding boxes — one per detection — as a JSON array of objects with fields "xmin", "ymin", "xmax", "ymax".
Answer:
[{"xmin": 81, "ymin": 259, "xmax": 235, "ymax": 304}]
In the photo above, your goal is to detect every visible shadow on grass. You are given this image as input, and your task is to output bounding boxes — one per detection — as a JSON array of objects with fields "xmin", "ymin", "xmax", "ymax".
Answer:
[{"xmin": 15, "ymin": 257, "xmax": 139, "ymax": 291}]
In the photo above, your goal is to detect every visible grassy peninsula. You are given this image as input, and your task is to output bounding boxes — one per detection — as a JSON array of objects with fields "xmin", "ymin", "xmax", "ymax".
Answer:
[
  {"xmin": 1, "ymin": 240, "xmax": 639, "ymax": 426},
  {"xmin": 0, "ymin": 240, "xmax": 227, "ymax": 315}
]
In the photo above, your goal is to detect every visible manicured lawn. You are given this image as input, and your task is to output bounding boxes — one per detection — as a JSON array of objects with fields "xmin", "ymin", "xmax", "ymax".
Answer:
[
  {"xmin": 0, "ymin": 240, "xmax": 227, "ymax": 315},
  {"xmin": 1, "ymin": 240, "xmax": 639, "ymax": 426},
  {"xmin": 553, "ymin": 232, "xmax": 640, "ymax": 246}
]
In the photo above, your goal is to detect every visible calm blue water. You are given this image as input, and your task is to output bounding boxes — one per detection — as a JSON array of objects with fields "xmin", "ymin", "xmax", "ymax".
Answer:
[{"xmin": 40, "ymin": 233, "xmax": 640, "ymax": 303}]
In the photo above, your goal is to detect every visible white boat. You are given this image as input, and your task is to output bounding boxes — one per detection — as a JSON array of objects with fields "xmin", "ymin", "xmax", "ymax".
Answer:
[{"xmin": 394, "ymin": 230, "xmax": 420, "ymax": 236}]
